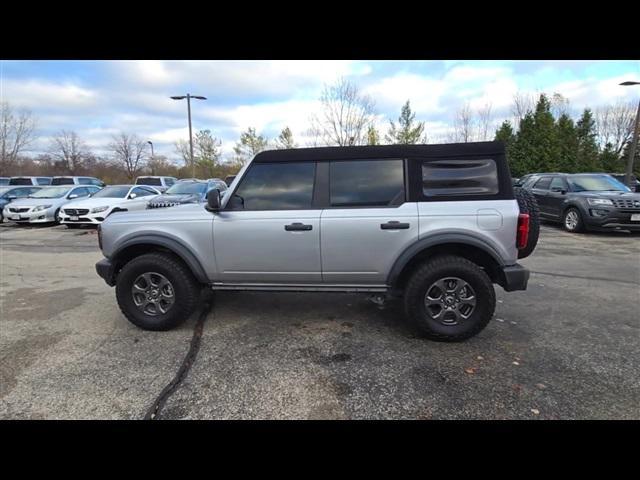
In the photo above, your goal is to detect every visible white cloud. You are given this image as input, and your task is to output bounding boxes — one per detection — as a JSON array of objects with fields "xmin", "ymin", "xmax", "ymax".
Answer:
[{"xmin": 1, "ymin": 79, "xmax": 98, "ymax": 110}]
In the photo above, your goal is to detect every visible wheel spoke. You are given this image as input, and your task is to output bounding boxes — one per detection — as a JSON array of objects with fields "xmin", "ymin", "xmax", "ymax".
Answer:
[{"xmin": 132, "ymin": 272, "xmax": 175, "ymax": 317}]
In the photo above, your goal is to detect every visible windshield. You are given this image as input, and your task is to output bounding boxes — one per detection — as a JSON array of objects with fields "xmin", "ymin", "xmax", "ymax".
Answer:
[
  {"xmin": 91, "ymin": 186, "xmax": 131, "ymax": 198},
  {"xmin": 568, "ymin": 175, "xmax": 631, "ymax": 192},
  {"xmin": 165, "ymin": 182, "xmax": 208, "ymax": 195},
  {"xmin": 0, "ymin": 187, "xmax": 12, "ymax": 195},
  {"xmin": 29, "ymin": 186, "xmax": 72, "ymax": 198}
]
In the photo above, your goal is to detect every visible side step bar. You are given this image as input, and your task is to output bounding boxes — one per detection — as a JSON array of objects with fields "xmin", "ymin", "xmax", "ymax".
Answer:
[{"xmin": 210, "ymin": 283, "xmax": 389, "ymax": 293}]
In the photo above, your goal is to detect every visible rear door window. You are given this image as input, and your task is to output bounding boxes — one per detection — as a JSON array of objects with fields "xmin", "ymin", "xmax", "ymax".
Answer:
[
  {"xmin": 330, "ymin": 159, "xmax": 404, "ymax": 207},
  {"xmin": 9, "ymin": 178, "xmax": 34, "ymax": 185},
  {"xmin": 549, "ymin": 177, "xmax": 566, "ymax": 191},
  {"xmin": 37, "ymin": 177, "xmax": 51, "ymax": 185},
  {"xmin": 533, "ymin": 177, "xmax": 552, "ymax": 190},
  {"xmin": 51, "ymin": 177, "xmax": 75, "ymax": 185}
]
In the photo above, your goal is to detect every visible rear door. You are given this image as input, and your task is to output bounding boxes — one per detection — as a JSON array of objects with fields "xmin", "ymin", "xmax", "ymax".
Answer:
[
  {"xmin": 213, "ymin": 161, "xmax": 322, "ymax": 284},
  {"xmin": 320, "ymin": 159, "xmax": 417, "ymax": 284},
  {"xmin": 530, "ymin": 176, "xmax": 552, "ymax": 216},
  {"xmin": 547, "ymin": 176, "xmax": 569, "ymax": 219}
]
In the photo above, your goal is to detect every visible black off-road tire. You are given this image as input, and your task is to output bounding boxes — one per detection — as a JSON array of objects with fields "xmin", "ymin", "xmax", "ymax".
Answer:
[
  {"xmin": 514, "ymin": 187, "xmax": 540, "ymax": 259},
  {"xmin": 115, "ymin": 252, "xmax": 201, "ymax": 331},
  {"xmin": 404, "ymin": 255, "xmax": 496, "ymax": 342}
]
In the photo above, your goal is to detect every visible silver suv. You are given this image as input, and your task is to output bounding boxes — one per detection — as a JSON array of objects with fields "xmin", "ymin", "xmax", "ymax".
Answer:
[{"xmin": 96, "ymin": 143, "xmax": 536, "ymax": 341}]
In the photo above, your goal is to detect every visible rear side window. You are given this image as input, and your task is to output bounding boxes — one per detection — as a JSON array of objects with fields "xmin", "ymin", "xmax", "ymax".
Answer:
[
  {"xmin": 164, "ymin": 178, "xmax": 175, "ymax": 186},
  {"xmin": 51, "ymin": 177, "xmax": 75, "ymax": 185},
  {"xmin": 533, "ymin": 177, "xmax": 552, "ymax": 190},
  {"xmin": 422, "ymin": 159, "xmax": 498, "ymax": 197},
  {"xmin": 9, "ymin": 178, "xmax": 33, "ymax": 185},
  {"xmin": 37, "ymin": 177, "xmax": 51, "ymax": 185},
  {"xmin": 549, "ymin": 177, "xmax": 566, "ymax": 191},
  {"xmin": 232, "ymin": 162, "xmax": 316, "ymax": 210},
  {"xmin": 136, "ymin": 177, "xmax": 162, "ymax": 186},
  {"xmin": 330, "ymin": 159, "xmax": 404, "ymax": 207}
]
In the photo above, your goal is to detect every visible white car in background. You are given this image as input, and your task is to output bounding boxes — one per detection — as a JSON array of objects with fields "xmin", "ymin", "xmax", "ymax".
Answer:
[
  {"xmin": 59, "ymin": 185, "xmax": 160, "ymax": 228},
  {"xmin": 3, "ymin": 185, "xmax": 102, "ymax": 224}
]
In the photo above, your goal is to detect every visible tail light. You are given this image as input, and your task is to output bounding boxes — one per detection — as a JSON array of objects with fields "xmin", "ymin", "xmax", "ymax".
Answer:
[
  {"xmin": 97, "ymin": 224, "xmax": 103, "ymax": 250},
  {"xmin": 516, "ymin": 213, "xmax": 530, "ymax": 250}
]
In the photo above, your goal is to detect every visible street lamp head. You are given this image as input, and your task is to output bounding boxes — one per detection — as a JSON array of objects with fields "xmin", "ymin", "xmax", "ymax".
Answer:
[
  {"xmin": 620, "ymin": 81, "xmax": 640, "ymax": 86},
  {"xmin": 147, "ymin": 140, "xmax": 153, "ymax": 145},
  {"xmin": 170, "ymin": 95, "xmax": 187, "ymax": 100},
  {"xmin": 192, "ymin": 96, "xmax": 207, "ymax": 100}
]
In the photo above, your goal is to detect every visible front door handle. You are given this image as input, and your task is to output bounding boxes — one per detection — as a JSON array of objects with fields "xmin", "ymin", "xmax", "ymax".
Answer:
[
  {"xmin": 285, "ymin": 222, "xmax": 313, "ymax": 231},
  {"xmin": 381, "ymin": 221, "xmax": 410, "ymax": 230}
]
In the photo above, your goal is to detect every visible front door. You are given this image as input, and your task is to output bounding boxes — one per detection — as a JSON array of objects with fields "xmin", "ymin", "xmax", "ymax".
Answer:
[
  {"xmin": 530, "ymin": 176, "xmax": 552, "ymax": 217},
  {"xmin": 320, "ymin": 159, "xmax": 418, "ymax": 284},
  {"xmin": 547, "ymin": 176, "xmax": 568, "ymax": 219},
  {"xmin": 213, "ymin": 161, "xmax": 322, "ymax": 284}
]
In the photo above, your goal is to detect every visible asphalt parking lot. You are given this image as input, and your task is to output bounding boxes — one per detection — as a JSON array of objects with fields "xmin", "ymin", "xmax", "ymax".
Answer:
[{"xmin": 0, "ymin": 221, "xmax": 638, "ymax": 420}]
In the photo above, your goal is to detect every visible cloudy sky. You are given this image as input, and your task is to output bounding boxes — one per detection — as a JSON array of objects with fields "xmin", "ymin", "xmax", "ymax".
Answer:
[{"xmin": 1, "ymin": 60, "xmax": 638, "ymax": 162}]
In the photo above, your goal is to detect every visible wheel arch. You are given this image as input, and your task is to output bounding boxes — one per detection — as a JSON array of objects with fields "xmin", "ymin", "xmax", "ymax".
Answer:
[
  {"xmin": 387, "ymin": 234, "xmax": 506, "ymax": 293},
  {"xmin": 110, "ymin": 235, "xmax": 208, "ymax": 284}
]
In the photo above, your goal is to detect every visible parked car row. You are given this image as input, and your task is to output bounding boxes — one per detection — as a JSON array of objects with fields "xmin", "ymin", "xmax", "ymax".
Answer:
[
  {"xmin": 0, "ymin": 177, "xmax": 230, "ymax": 227},
  {"xmin": 518, "ymin": 172, "xmax": 640, "ymax": 232},
  {"xmin": 0, "ymin": 176, "xmax": 105, "ymax": 186}
]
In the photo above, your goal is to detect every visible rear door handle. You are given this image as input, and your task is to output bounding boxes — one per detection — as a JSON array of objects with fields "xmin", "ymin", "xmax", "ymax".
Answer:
[
  {"xmin": 381, "ymin": 221, "xmax": 410, "ymax": 230},
  {"xmin": 285, "ymin": 222, "xmax": 313, "ymax": 231}
]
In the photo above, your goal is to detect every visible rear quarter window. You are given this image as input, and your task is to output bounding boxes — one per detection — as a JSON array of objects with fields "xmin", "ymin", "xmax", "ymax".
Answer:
[{"xmin": 421, "ymin": 158, "xmax": 498, "ymax": 197}]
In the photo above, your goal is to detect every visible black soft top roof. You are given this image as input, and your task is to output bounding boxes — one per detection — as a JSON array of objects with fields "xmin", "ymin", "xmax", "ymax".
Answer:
[{"xmin": 253, "ymin": 141, "xmax": 505, "ymax": 163}]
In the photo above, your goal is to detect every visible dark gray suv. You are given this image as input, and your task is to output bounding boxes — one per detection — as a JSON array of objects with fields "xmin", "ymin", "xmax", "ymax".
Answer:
[{"xmin": 524, "ymin": 173, "xmax": 640, "ymax": 232}]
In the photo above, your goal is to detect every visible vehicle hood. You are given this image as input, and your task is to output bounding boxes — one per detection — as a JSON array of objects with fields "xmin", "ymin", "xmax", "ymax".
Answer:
[
  {"xmin": 569, "ymin": 191, "xmax": 640, "ymax": 200},
  {"xmin": 103, "ymin": 202, "xmax": 211, "ymax": 224},
  {"xmin": 5, "ymin": 196, "xmax": 67, "ymax": 208},
  {"xmin": 148, "ymin": 193, "xmax": 202, "ymax": 205},
  {"xmin": 63, "ymin": 197, "xmax": 127, "ymax": 209}
]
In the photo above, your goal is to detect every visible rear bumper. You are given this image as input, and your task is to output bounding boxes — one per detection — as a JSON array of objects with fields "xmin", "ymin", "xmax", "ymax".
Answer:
[
  {"xmin": 497, "ymin": 263, "xmax": 529, "ymax": 292},
  {"xmin": 96, "ymin": 258, "xmax": 116, "ymax": 286}
]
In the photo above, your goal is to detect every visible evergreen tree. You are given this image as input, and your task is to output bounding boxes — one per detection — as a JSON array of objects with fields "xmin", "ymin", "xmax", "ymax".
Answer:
[
  {"xmin": 385, "ymin": 100, "xmax": 426, "ymax": 144},
  {"xmin": 274, "ymin": 126, "xmax": 296, "ymax": 149},
  {"xmin": 555, "ymin": 114, "xmax": 578, "ymax": 172},
  {"xmin": 575, "ymin": 109, "xmax": 599, "ymax": 172},
  {"xmin": 598, "ymin": 143, "xmax": 621, "ymax": 172},
  {"xmin": 367, "ymin": 125, "xmax": 380, "ymax": 145},
  {"xmin": 510, "ymin": 112, "xmax": 538, "ymax": 177},
  {"xmin": 531, "ymin": 94, "xmax": 560, "ymax": 172},
  {"xmin": 494, "ymin": 120, "xmax": 516, "ymax": 172}
]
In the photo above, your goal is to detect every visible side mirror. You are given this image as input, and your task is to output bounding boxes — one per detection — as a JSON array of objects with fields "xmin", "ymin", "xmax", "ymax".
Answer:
[
  {"xmin": 129, "ymin": 193, "xmax": 137, "ymax": 199},
  {"xmin": 68, "ymin": 194, "xmax": 78, "ymax": 199},
  {"xmin": 205, "ymin": 188, "xmax": 221, "ymax": 212}
]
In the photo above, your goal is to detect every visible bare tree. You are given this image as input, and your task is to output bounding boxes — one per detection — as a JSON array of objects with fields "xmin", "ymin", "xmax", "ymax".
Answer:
[
  {"xmin": 108, "ymin": 133, "xmax": 148, "ymax": 180},
  {"xmin": 309, "ymin": 78, "xmax": 376, "ymax": 146},
  {"xmin": 453, "ymin": 103, "xmax": 475, "ymax": 143},
  {"xmin": 550, "ymin": 92, "xmax": 571, "ymax": 119},
  {"xmin": 595, "ymin": 100, "xmax": 636, "ymax": 154},
  {"xmin": 49, "ymin": 130, "xmax": 90, "ymax": 174},
  {"xmin": 511, "ymin": 92, "xmax": 535, "ymax": 129},
  {"xmin": 477, "ymin": 103, "xmax": 493, "ymax": 141},
  {"xmin": 0, "ymin": 101, "xmax": 37, "ymax": 174}
]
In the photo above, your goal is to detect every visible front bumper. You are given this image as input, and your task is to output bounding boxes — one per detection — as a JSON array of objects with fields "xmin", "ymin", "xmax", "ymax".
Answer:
[
  {"xmin": 583, "ymin": 208, "xmax": 640, "ymax": 231},
  {"xmin": 497, "ymin": 263, "xmax": 529, "ymax": 292},
  {"xmin": 59, "ymin": 210, "xmax": 107, "ymax": 225},
  {"xmin": 3, "ymin": 207, "xmax": 56, "ymax": 223},
  {"xmin": 96, "ymin": 258, "xmax": 116, "ymax": 286}
]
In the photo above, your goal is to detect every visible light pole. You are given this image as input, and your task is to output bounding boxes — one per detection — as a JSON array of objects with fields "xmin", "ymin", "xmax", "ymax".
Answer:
[
  {"xmin": 147, "ymin": 141, "xmax": 155, "ymax": 174},
  {"xmin": 170, "ymin": 94, "xmax": 207, "ymax": 178},
  {"xmin": 620, "ymin": 81, "xmax": 640, "ymax": 187}
]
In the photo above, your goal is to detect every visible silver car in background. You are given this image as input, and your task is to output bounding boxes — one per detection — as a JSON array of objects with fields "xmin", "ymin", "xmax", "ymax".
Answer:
[{"xmin": 3, "ymin": 185, "xmax": 102, "ymax": 224}]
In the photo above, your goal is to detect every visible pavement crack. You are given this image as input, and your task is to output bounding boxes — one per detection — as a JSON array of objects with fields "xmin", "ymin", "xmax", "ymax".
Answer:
[{"xmin": 143, "ymin": 295, "xmax": 213, "ymax": 420}]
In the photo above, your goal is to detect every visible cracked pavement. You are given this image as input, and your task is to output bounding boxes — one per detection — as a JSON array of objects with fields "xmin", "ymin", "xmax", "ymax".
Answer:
[{"xmin": 1, "ymin": 221, "xmax": 638, "ymax": 419}]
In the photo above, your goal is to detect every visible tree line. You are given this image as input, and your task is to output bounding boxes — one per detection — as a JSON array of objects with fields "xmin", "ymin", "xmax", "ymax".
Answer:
[{"xmin": 1, "ymin": 78, "xmax": 637, "ymax": 184}]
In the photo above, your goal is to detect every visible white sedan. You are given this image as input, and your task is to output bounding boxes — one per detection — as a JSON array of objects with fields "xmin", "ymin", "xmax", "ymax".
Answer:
[{"xmin": 58, "ymin": 185, "xmax": 160, "ymax": 227}]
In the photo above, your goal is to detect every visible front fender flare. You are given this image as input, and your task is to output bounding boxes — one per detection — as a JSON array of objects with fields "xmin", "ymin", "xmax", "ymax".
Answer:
[{"xmin": 110, "ymin": 234, "xmax": 208, "ymax": 284}]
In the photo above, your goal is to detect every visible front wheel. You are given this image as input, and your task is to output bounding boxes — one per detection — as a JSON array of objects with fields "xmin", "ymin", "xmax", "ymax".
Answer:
[
  {"xmin": 563, "ymin": 207, "xmax": 584, "ymax": 233},
  {"xmin": 404, "ymin": 255, "xmax": 496, "ymax": 342},
  {"xmin": 115, "ymin": 252, "xmax": 201, "ymax": 331}
]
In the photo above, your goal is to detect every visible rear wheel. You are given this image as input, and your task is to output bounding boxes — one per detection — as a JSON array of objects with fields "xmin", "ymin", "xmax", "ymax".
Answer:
[
  {"xmin": 404, "ymin": 255, "xmax": 495, "ymax": 342},
  {"xmin": 563, "ymin": 207, "xmax": 584, "ymax": 233},
  {"xmin": 115, "ymin": 252, "xmax": 201, "ymax": 331},
  {"xmin": 514, "ymin": 187, "xmax": 540, "ymax": 259}
]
